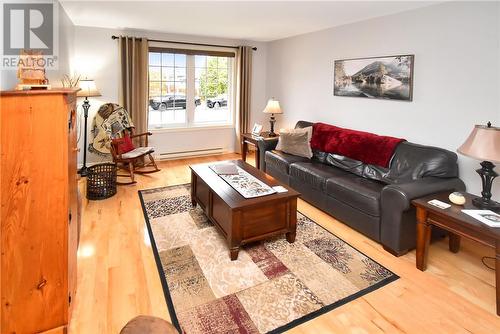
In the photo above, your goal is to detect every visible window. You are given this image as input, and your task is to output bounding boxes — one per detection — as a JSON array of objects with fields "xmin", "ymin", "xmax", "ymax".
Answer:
[
  {"xmin": 148, "ymin": 48, "xmax": 234, "ymax": 130},
  {"xmin": 148, "ymin": 53, "xmax": 187, "ymax": 126}
]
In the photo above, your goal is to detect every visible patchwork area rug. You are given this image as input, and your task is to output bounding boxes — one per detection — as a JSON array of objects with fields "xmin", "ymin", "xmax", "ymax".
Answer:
[{"xmin": 139, "ymin": 184, "xmax": 398, "ymax": 334}]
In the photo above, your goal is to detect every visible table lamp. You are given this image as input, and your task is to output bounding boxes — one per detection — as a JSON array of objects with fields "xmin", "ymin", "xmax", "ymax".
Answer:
[
  {"xmin": 457, "ymin": 122, "xmax": 500, "ymax": 209},
  {"xmin": 262, "ymin": 98, "xmax": 282, "ymax": 137},
  {"xmin": 77, "ymin": 79, "xmax": 101, "ymax": 177}
]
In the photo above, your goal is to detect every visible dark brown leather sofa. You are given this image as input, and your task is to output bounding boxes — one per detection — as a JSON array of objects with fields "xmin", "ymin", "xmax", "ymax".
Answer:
[{"xmin": 257, "ymin": 121, "xmax": 465, "ymax": 256}]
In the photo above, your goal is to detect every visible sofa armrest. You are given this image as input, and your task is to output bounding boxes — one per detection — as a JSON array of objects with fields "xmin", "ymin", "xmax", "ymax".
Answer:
[
  {"xmin": 382, "ymin": 177, "xmax": 466, "ymax": 212},
  {"xmin": 256, "ymin": 137, "xmax": 279, "ymax": 170},
  {"xmin": 380, "ymin": 177, "xmax": 465, "ymax": 255}
]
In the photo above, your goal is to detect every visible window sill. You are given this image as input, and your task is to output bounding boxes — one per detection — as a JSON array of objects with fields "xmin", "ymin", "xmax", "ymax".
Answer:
[{"xmin": 149, "ymin": 123, "xmax": 235, "ymax": 134}]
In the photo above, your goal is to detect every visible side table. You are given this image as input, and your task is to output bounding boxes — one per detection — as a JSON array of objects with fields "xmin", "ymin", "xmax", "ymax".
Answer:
[
  {"xmin": 241, "ymin": 132, "xmax": 279, "ymax": 169},
  {"xmin": 412, "ymin": 191, "xmax": 500, "ymax": 316}
]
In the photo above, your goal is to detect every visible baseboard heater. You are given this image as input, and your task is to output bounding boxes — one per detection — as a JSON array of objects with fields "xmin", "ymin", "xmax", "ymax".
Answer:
[{"xmin": 156, "ymin": 147, "xmax": 226, "ymax": 160}]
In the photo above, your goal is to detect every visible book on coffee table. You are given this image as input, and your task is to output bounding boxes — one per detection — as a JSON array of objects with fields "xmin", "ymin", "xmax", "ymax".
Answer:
[{"xmin": 210, "ymin": 163, "xmax": 239, "ymax": 175}]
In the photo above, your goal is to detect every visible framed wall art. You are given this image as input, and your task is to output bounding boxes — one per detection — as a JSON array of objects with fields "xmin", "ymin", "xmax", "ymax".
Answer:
[{"xmin": 334, "ymin": 54, "xmax": 414, "ymax": 101}]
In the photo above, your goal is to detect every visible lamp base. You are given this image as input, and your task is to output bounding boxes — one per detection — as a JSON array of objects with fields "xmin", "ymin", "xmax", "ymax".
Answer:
[
  {"xmin": 79, "ymin": 99, "xmax": 91, "ymax": 178},
  {"xmin": 472, "ymin": 160, "xmax": 498, "ymax": 211},
  {"xmin": 472, "ymin": 197, "xmax": 500, "ymax": 210},
  {"xmin": 268, "ymin": 114, "xmax": 277, "ymax": 137}
]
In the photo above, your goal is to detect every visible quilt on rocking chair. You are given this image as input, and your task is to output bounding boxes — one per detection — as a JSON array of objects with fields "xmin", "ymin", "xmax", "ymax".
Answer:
[{"xmin": 89, "ymin": 103, "xmax": 135, "ymax": 157}]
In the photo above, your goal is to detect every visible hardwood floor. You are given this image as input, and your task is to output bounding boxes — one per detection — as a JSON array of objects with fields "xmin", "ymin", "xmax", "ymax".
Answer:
[{"xmin": 69, "ymin": 153, "xmax": 500, "ymax": 333}]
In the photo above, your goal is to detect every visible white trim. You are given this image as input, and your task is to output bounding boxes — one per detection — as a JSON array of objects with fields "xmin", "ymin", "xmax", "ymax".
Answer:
[
  {"xmin": 155, "ymin": 147, "xmax": 228, "ymax": 160},
  {"xmin": 147, "ymin": 42, "xmax": 237, "ymax": 131},
  {"xmin": 150, "ymin": 124, "xmax": 235, "ymax": 134},
  {"xmin": 186, "ymin": 55, "xmax": 196, "ymax": 124}
]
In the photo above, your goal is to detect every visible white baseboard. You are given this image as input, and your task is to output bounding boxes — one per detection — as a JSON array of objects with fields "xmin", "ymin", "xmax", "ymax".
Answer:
[
  {"xmin": 77, "ymin": 148, "xmax": 231, "ymax": 168},
  {"xmin": 155, "ymin": 147, "xmax": 228, "ymax": 160}
]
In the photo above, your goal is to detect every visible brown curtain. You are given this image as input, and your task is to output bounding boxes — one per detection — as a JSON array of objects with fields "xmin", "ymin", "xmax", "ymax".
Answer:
[
  {"xmin": 119, "ymin": 36, "xmax": 149, "ymax": 136},
  {"xmin": 235, "ymin": 46, "xmax": 253, "ymax": 153}
]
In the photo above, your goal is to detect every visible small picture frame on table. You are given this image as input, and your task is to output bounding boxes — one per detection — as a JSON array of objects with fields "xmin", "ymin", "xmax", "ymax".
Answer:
[{"xmin": 252, "ymin": 123, "xmax": 263, "ymax": 135}]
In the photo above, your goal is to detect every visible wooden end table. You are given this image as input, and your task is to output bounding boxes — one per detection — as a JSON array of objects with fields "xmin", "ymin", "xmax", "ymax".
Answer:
[
  {"xmin": 241, "ymin": 132, "xmax": 279, "ymax": 169},
  {"xmin": 412, "ymin": 192, "xmax": 500, "ymax": 316}
]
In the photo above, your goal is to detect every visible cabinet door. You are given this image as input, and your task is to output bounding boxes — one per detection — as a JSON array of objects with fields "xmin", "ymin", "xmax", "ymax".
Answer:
[
  {"xmin": 67, "ymin": 100, "xmax": 79, "ymax": 317},
  {"xmin": 1, "ymin": 93, "xmax": 69, "ymax": 333}
]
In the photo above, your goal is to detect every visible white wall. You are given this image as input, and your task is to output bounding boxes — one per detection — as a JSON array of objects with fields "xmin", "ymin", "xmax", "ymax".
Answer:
[
  {"xmin": 2, "ymin": 1, "xmax": 498, "ymax": 201},
  {"xmin": 0, "ymin": 1, "xmax": 75, "ymax": 90},
  {"xmin": 266, "ymin": 1, "xmax": 500, "ymax": 200},
  {"xmin": 72, "ymin": 26, "xmax": 268, "ymax": 164},
  {"xmin": 52, "ymin": 1, "xmax": 75, "ymax": 83}
]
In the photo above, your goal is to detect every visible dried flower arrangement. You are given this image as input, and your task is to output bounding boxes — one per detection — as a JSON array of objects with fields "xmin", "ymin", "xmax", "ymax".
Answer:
[{"xmin": 61, "ymin": 74, "xmax": 81, "ymax": 88}]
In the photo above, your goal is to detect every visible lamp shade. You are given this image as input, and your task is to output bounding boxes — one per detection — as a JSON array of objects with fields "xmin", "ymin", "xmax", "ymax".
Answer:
[
  {"xmin": 77, "ymin": 79, "xmax": 101, "ymax": 98},
  {"xmin": 457, "ymin": 124, "xmax": 500, "ymax": 163},
  {"xmin": 263, "ymin": 99, "xmax": 282, "ymax": 114}
]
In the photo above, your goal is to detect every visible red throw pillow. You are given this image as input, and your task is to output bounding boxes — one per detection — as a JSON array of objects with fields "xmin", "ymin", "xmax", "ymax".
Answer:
[{"xmin": 112, "ymin": 135, "xmax": 135, "ymax": 154}]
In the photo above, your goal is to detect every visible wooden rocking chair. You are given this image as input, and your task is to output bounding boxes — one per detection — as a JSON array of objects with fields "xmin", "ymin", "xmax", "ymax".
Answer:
[{"xmin": 110, "ymin": 129, "xmax": 160, "ymax": 184}]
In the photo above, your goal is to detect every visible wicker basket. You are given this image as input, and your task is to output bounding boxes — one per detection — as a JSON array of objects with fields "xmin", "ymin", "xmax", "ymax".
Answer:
[{"xmin": 86, "ymin": 163, "xmax": 117, "ymax": 200}]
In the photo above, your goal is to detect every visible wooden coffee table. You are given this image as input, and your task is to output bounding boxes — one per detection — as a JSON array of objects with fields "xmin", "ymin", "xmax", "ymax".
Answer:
[{"xmin": 190, "ymin": 160, "xmax": 300, "ymax": 260}]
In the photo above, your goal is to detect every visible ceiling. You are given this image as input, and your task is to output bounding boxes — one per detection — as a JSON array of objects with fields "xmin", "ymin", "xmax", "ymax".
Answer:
[{"xmin": 60, "ymin": 1, "xmax": 440, "ymax": 42}]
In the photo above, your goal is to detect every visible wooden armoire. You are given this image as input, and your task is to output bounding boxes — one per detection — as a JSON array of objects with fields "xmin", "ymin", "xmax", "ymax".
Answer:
[{"xmin": 0, "ymin": 89, "xmax": 80, "ymax": 333}]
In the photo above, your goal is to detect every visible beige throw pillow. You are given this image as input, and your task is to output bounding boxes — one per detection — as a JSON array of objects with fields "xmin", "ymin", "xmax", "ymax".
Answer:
[{"xmin": 276, "ymin": 126, "xmax": 313, "ymax": 158}]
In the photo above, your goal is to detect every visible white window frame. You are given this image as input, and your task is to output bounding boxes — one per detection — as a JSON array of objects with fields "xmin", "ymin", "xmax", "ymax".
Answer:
[{"xmin": 148, "ymin": 41, "xmax": 237, "ymax": 132}]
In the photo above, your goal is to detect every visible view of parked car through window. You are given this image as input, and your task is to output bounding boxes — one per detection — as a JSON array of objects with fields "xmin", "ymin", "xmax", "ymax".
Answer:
[{"xmin": 148, "ymin": 50, "xmax": 233, "ymax": 129}]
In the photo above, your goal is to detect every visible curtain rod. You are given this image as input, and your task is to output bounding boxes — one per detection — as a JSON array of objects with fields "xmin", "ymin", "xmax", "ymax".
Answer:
[{"xmin": 111, "ymin": 35, "xmax": 257, "ymax": 51}]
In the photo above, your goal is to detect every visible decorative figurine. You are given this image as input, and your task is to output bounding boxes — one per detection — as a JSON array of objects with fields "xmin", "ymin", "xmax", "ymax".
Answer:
[{"xmin": 16, "ymin": 50, "xmax": 50, "ymax": 90}]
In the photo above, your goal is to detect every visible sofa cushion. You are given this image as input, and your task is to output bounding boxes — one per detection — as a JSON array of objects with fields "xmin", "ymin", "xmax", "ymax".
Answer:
[
  {"xmin": 121, "ymin": 147, "xmax": 154, "ymax": 159},
  {"xmin": 295, "ymin": 120, "xmax": 313, "ymax": 129},
  {"xmin": 386, "ymin": 142, "xmax": 459, "ymax": 183},
  {"xmin": 326, "ymin": 153, "xmax": 394, "ymax": 185},
  {"xmin": 265, "ymin": 150, "xmax": 309, "ymax": 175},
  {"xmin": 326, "ymin": 173, "xmax": 384, "ymax": 217},
  {"xmin": 290, "ymin": 162, "xmax": 346, "ymax": 191}
]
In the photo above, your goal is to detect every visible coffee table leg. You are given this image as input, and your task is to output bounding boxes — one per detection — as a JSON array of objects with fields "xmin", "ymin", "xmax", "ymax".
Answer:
[
  {"xmin": 286, "ymin": 199, "xmax": 297, "ymax": 244},
  {"xmin": 449, "ymin": 233, "xmax": 461, "ymax": 253},
  {"xmin": 190, "ymin": 171, "xmax": 197, "ymax": 207},
  {"xmin": 241, "ymin": 139, "xmax": 247, "ymax": 162},
  {"xmin": 230, "ymin": 247, "xmax": 239, "ymax": 261},
  {"xmin": 416, "ymin": 207, "xmax": 432, "ymax": 271}
]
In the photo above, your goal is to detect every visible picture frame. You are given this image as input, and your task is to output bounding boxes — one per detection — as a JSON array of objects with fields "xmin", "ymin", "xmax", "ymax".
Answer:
[
  {"xmin": 252, "ymin": 123, "xmax": 263, "ymax": 135},
  {"xmin": 334, "ymin": 54, "xmax": 414, "ymax": 101}
]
